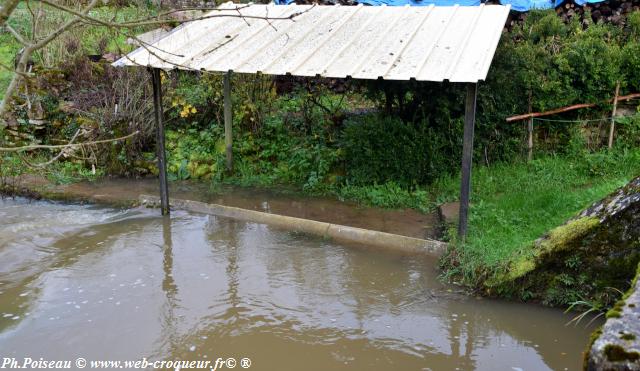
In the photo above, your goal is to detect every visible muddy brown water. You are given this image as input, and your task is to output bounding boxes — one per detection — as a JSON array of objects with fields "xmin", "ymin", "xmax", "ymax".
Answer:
[
  {"xmin": 0, "ymin": 197, "xmax": 598, "ymax": 370},
  {"xmin": 19, "ymin": 177, "xmax": 441, "ymax": 240}
]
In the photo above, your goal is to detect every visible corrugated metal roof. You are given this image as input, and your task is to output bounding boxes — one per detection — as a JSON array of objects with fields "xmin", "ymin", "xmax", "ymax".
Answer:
[{"xmin": 114, "ymin": 2, "xmax": 510, "ymax": 82}]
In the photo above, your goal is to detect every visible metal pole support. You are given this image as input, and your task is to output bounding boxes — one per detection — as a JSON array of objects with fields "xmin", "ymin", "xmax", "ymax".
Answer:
[
  {"xmin": 224, "ymin": 71, "xmax": 233, "ymax": 172},
  {"xmin": 458, "ymin": 83, "xmax": 477, "ymax": 241},
  {"xmin": 151, "ymin": 68, "xmax": 170, "ymax": 215}
]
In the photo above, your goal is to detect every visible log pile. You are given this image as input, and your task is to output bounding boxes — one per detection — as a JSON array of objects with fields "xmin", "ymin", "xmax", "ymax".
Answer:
[
  {"xmin": 507, "ymin": 0, "xmax": 640, "ymax": 28},
  {"xmin": 162, "ymin": 0, "xmax": 640, "ymax": 27},
  {"xmin": 567, "ymin": 0, "xmax": 640, "ymax": 25}
]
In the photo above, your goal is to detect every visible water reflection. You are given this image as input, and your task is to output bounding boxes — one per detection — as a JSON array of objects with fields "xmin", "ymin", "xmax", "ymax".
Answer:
[
  {"xmin": 160, "ymin": 215, "xmax": 179, "ymax": 357},
  {"xmin": 162, "ymin": 216, "xmax": 176, "ymax": 297},
  {"xmin": 0, "ymin": 198, "xmax": 597, "ymax": 370}
]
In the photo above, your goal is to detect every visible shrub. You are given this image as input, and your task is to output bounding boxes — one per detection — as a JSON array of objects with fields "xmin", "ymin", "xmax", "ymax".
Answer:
[{"xmin": 341, "ymin": 114, "xmax": 460, "ymax": 187}]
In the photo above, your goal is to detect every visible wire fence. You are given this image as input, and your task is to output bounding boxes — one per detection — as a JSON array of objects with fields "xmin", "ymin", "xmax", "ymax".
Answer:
[{"xmin": 523, "ymin": 112, "xmax": 640, "ymax": 158}]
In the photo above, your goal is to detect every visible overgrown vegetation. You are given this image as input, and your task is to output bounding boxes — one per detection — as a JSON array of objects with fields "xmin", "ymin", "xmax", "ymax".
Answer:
[{"xmin": 0, "ymin": 2, "xmax": 150, "ymax": 92}]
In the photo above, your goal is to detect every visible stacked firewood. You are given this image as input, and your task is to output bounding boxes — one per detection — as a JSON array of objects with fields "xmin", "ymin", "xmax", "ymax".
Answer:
[
  {"xmin": 567, "ymin": 0, "xmax": 640, "ymax": 25},
  {"xmin": 507, "ymin": 0, "xmax": 640, "ymax": 28}
]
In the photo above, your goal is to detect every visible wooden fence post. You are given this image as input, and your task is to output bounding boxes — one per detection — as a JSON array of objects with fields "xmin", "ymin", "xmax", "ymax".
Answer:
[
  {"xmin": 608, "ymin": 81, "xmax": 620, "ymax": 149},
  {"xmin": 527, "ymin": 117, "xmax": 534, "ymax": 161},
  {"xmin": 527, "ymin": 92, "xmax": 533, "ymax": 161}
]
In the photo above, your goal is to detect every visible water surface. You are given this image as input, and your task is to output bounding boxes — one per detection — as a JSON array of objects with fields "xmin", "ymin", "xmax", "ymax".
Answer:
[
  {"xmin": 30, "ymin": 177, "xmax": 440, "ymax": 238},
  {"xmin": 0, "ymin": 198, "xmax": 597, "ymax": 370}
]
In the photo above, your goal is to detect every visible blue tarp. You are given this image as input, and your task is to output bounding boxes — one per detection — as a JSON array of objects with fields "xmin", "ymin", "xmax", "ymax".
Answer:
[
  {"xmin": 274, "ymin": 0, "xmax": 606, "ymax": 12},
  {"xmin": 574, "ymin": 0, "xmax": 605, "ymax": 5},
  {"xmin": 356, "ymin": 0, "xmax": 481, "ymax": 6},
  {"xmin": 503, "ymin": 0, "xmax": 554, "ymax": 11}
]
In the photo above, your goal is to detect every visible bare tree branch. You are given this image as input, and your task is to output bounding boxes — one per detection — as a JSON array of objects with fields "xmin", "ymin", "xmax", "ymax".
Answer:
[
  {"xmin": 0, "ymin": 61, "xmax": 31, "ymax": 77},
  {"xmin": 0, "ymin": 1, "xmax": 313, "ymax": 126},
  {"xmin": 0, "ymin": 130, "xmax": 139, "ymax": 152},
  {"xmin": 6, "ymin": 25, "xmax": 31, "ymax": 46},
  {"xmin": 39, "ymin": 0, "xmax": 313, "ymax": 29},
  {"xmin": 28, "ymin": 128, "xmax": 81, "ymax": 167}
]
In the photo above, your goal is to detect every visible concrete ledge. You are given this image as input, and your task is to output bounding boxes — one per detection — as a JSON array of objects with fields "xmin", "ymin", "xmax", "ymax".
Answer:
[{"xmin": 139, "ymin": 194, "xmax": 447, "ymax": 256}]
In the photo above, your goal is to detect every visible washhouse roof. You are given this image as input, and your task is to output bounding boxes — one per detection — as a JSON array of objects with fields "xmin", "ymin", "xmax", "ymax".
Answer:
[{"xmin": 114, "ymin": 2, "xmax": 510, "ymax": 83}]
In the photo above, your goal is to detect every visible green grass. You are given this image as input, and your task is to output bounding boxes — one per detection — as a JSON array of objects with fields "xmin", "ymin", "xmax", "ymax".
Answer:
[
  {"xmin": 335, "ymin": 182, "xmax": 430, "ymax": 212},
  {"xmin": 0, "ymin": 32, "xmax": 20, "ymax": 95},
  {"xmin": 433, "ymin": 147, "xmax": 640, "ymax": 284},
  {"xmin": 0, "ymin": 1, "xmax": 25, "ymax": 96}
]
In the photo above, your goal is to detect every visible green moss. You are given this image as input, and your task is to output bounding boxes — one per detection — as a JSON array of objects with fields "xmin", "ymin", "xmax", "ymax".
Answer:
[
  {"xmin": 606, "ymin": 262, "xmax": 640, "ymax": 319},
  {"xmin": 584, "ymin": 327, "xmax": 603, "ymax": 371},
  {"xmin": 485, "ymin": 216, "xmax": 600, "ymax": 288},
  {"xmin": 627, "ymin": 263, "xmax": 640, "ymax": 301},
  {"xmin": 497, "ymin": 255, "xmax": 537, "ymax": 283},
  {"xmin": 604, "ymin": 344, "xmax": 640, "ymax": 362},
  {"xmin": 602, "ymin": 261, "xmax": 640, "ymax": 316},
  {"xmin": 588, "ymin": 328, "xmax": 603, "ymax": 348},
  {"xmin": 620, "ymin": 333, "xmax": 636, "ymax": 341},
  {"xmin": 539, "ymin": 217, "xmax": 600, "ymax": 254},
  {"xmin": 607, "ymin": 300, "xmax": 626, "ymax": 318}
]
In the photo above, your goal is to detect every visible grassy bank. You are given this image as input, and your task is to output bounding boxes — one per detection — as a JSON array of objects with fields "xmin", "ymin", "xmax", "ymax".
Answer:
[{"xmin": 434, "ymin": 147, "xmax": 640, "ymax": 288}]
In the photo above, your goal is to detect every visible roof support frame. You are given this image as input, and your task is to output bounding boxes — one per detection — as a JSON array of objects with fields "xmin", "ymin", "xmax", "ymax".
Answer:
[
  {"xmin": 224, "ymin": 71, "xmax": 233, "ymax": 172},
  {"xmin": 133, "ymin": 3, "xmax": 505, "ymax": 241},
  {"xmin": 148, "ymin": 72, "xmax": 479, "ymax": 240},
  {"xmin": 458, "ymin": 82, "xmax": 477, "ymax": 241},
  {"xmin": 151, "ymin": 67, "xmax": 170, "ymax": 215}
]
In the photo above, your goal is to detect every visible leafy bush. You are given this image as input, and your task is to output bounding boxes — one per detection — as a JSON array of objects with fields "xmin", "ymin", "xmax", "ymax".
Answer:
[
  {"xmin": 341, "ymin": 114, "xmax": 460, "ymax": 187},
  {"xmin": 621, "ymin": 41, "xmax": 640, "ymax": 92},
  {"xmin": 556, "ymin": 24, "xmax": 621, "ymax": 103},
  {"xmin": 165, "ymin": 126, "xmax": 224, "ymax": 181},
  {"xmin": 360, "ymin": 10, "xmax": 640, "ymax": 166},
  {"xmin": 163, "ymin": 114, "xmax": 342, "ymax": 190},
  {"xmin": 615, "ymin": 112, "xmax": 640, "ymax": 149}
]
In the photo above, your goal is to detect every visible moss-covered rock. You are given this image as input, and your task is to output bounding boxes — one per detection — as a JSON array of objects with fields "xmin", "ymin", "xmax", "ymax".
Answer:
[
  {"xmin": 487, "ymin": 176, "xmax": 640, "ymax": 308},
  {"xmin": 587, "ymin": 263, "xmax": 640, "ymax": 370}
]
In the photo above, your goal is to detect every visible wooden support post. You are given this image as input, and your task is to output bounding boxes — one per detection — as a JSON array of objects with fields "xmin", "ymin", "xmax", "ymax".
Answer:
[
  {"xmin": 608, "ymin": 81, "xmax": 620, "ymax": 149},
  {"xmin": 527, "ymin": 117, "xmax": 533, "ymax": 161},
  {"xmin": 458, "ymin": 83, "xmax": 477, "ymax": 241},
  {"xmin": 151, "ymin": 68, "xmax": 170, "ymax": 215},
  {"xmin": 224, "ymin": 71, "xmax": 233, "ymax": 172}
]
